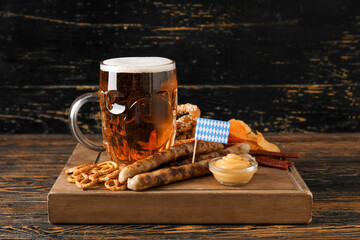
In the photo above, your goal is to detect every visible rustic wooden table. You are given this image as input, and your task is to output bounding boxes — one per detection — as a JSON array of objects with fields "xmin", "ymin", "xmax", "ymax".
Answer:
[{"xmin": 0, "ymin": 133, "xmax": 359, "ymax": 239}]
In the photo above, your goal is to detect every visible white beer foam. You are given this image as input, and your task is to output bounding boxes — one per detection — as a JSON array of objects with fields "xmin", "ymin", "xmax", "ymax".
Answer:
[{"xmin": 100, "ymin": 57, "xmax": 175, "ymax": 73}]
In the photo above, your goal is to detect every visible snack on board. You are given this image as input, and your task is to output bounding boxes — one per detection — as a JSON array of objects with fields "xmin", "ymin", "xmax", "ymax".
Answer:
[
  {"xmin": 65, "ymin": 144, "xmax": 300, "ymax": 191},
  {"xmin": 227, "ymin": 119, "xmax": 280, "ymax": 152},
  {"xmin": 254, "ymin": 156, "xmax": 294, "ymax": 170},
  {"xmin": 176, "ymin": 103, "xmax": 201, "ymax": 140},
  {"xmin": 256, "ymin": 131, "xmax": 280, "ymax": 152},
  {"xmin": 64, "ymin": 103, "xmax": 301, "ymax": 191},
  {"xmin": 98, "ymin": 170, "xmax": 120, "ymax": 182},
  {"xmin": 127, "ymin": 159, "xmax": 210, "ymax": 191},
  {"xmin": 65, "ymin": 161, "xmax": 126, "ymax": 190},
  {"xmin": 127, "ymin": 143, "xmax": 251, "ymax": 191},
  {"xmin": 118, "ymin": 141, "xmax": 224, "ymax": 183},
  {"xmin": 75, "ymin": 172, "xmax": 99, "ymax": 189},
  {"xmin": 66, "ymin": 164, "xmax": 97, "ymax": 175},
  {"xmin": 104, "ymin": 179, "xmax": 127, "ymax": 191},
  {"xmin": 173, "ymin": 138, "xmax": 195, "ymax": 146},
  {"xmin": 169, "ymin": 142, "xmax": 250, "ymax": 166},
  {"xmin": 177, "ymin": 103, "xmax": 201, "ymax": 117},
  {"xmin": 249, "ymin": 149, "xmax": 300, "ymax": 170}
]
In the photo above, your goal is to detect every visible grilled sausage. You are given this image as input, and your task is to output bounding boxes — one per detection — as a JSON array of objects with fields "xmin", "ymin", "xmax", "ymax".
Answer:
[
  {"xmin": 170, "ymin": 142, "xmax": 250, "ymax": 166},
  {"xmin": 127, "ymin": 159, "xmax": 211, "ymax": 191},
  {"xmin": 118, "ymin": 141, "xmax": 224, "ymax": 183},
  {"xmin": 127, "ymin": 143, "xmax": 251, "ymax": 190}
]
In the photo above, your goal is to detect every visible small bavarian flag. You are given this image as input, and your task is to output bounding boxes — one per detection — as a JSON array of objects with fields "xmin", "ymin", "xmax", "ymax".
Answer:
[{"xmin": 194, "ymin": 117, "xmax": 231, "ymax": 144}]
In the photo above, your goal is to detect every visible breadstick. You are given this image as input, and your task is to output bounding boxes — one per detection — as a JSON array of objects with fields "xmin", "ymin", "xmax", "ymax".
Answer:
[{"xmin": 118, "ymin": 141, "xmax": 224, "ymax": 183}]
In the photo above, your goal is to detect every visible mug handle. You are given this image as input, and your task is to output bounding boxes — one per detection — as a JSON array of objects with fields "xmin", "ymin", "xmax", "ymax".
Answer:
[{"xmin": 69, "ymin": 92, "xmax": 106, "ymax": 152}]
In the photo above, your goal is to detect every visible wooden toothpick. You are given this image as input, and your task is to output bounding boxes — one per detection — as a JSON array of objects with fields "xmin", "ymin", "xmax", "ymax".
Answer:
[{"xmin": 192, "ymin": 139, "xmax": 198, "ymax": 163}]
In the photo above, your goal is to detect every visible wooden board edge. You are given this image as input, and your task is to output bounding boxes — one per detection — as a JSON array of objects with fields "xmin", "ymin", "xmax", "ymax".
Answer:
[
  {"xmin": 289, "ymin": 166, "xmax": 313, "ymax": 196},
  {"xmin": 288, "ymin": 166, "xmax": 313, "ymax": 223},
  {"xmin": 47, "ymin": 191, "xmax": 313, "ymax": 224}
]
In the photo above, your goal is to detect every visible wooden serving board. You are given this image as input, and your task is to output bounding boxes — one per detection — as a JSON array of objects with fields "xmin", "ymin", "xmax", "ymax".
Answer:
[{"xmin": 48, "ymin": 144, "xmax": 313, "ymax": 224}]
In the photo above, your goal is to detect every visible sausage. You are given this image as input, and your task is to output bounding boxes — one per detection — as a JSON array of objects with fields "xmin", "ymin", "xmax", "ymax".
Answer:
[
  {"xmin": 127, "ymin": 159, "xmax": 211, "ymax": 191},
  {"xmin": 118, "ymin": 141, "xmax": 224, "ymax": 183},
  {"xmin": 126, "ymin": 143, "xmax": 251, "ymax": 191},
  {"xmin": 170, "ymin": 142, "xmax": 250, "ymax": 166}
]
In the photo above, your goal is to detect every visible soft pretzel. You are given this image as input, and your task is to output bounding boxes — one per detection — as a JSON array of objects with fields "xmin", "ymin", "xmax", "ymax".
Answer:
[
  {"xmin": 176, "ymin": 114, "xmax": 197, "ymax": 133},
  {"xmin": 176, "ymin": 103, "xmax": 201, "ymax": 140},
  {"xmin": 177, "ymin": 103, "xmax": 201, "ymax": 117}
]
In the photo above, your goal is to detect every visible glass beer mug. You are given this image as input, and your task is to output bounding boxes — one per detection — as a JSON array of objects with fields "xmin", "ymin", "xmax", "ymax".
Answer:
[{"xmin": 69, "ymin": 57, "xmax": 178, "ymax": 164}]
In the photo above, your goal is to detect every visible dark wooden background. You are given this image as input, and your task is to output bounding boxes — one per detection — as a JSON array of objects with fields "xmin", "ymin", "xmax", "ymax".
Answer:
[{"xmin": 1, "ymin": 0, "xmax": 359, "ymax": 134}]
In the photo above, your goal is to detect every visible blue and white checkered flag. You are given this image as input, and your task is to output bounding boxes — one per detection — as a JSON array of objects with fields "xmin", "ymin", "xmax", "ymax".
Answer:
[{"xmin": 195, "ymin": 117, "xmax": 231, "ymax": 144}]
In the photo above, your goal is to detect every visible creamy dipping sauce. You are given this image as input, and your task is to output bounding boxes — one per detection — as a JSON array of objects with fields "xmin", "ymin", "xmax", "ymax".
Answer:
[
  {"xmin": 209, "ymin": 154, "xmax": 257, "ymax": 186},
  {"xmin": 213, "ymin": 154, "xmax": 250, "ymax": 170}
]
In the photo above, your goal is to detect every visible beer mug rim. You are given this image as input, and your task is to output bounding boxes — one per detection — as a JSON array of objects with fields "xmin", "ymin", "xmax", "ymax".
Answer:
[{"xmin": 100, "ymin": 57, "xmax": 176, "ymax": 73}]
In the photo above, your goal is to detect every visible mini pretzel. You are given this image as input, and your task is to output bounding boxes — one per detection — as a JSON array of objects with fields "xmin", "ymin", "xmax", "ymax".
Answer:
[
  {"xmin": 105, "ymin": 179, "xmax": 127, "ymax": 191},
  {"xmin": 65, "ymin": 161, "xmax": 125, "ymax": 191},
  {"xmin": 67, "ymin": 164, "xmax": 97, "ymax": 183},
  {"xmin": 88, "ymin": 169, "xmax": 100, "ymax": 179},
  {"xmin": 96, "ymin": 161, "xmax": 118, "ymax": 175},
  {"xmin": 75, "ymin": 172, "xmax": 99, "ymax": 189},
  {"xmin": 66, "ymin": 164, "xmax": 92, "ymax": 174},
  {"xmin": 98, "ymin": 170, "xmax": 120, "ymax": 183},
  {"xmin": 73, "ymin": 164, "xmax": 97, "ymax": 176},
  {"xmin": 67, "ymin": 174, "xmax": 77, "ymax": 183}
]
